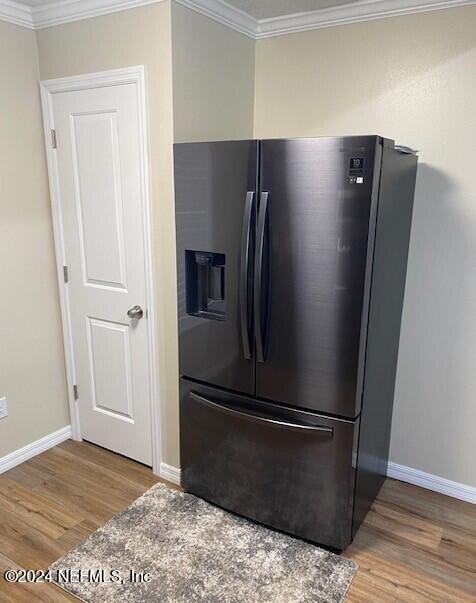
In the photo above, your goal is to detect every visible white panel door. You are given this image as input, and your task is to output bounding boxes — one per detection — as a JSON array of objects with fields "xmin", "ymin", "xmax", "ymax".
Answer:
[{"xmin": 51, "ymin": 82, "xmax": 152, "ymax": 465}]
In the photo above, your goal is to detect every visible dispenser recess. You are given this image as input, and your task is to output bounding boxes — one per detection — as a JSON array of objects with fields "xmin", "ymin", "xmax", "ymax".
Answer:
[{"xmin": 185, "ymin": 250, "xmax": 226, "ymax": 320}]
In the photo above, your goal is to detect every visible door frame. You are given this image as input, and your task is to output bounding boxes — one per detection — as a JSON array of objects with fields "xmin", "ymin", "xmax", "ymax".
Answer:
[{"xmin": 40, "ymin": 66, "xmax": 162, "ymax": 474}]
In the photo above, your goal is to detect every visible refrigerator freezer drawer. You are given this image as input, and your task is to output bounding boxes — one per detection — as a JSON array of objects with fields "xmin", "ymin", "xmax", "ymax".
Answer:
[{"xmin": 180, "ymin": 380, "xmax": 359, "ymax": 550}]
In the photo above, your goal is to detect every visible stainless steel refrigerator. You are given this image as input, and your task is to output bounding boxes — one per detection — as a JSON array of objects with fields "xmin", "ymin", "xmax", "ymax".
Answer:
[{"xmin": 174, "ymin": 136, "xmax": 418, "ymax": 550}]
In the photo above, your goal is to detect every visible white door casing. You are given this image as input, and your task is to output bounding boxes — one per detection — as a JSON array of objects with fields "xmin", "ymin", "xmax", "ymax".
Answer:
[{"xmin": 40, "ymin": 67, "xmax": 161, "ymax": 469}]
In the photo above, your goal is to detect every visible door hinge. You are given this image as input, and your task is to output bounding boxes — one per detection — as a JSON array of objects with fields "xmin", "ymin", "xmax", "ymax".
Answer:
[
  {"xmin": 63, "ymin": 265, "xmax": 69, "ymax": 283},
  {"xmin": 73, "ymin": 385, "xmax": 79, "ymax": 400},
  {"xmin": 51, "ymin": 129, "xmax": 57, "ymax": 149}
]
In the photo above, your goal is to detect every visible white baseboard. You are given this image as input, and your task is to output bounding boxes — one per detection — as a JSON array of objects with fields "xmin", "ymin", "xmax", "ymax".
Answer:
[
  {"xmin": 160, "ymin": 462, "xmax": 182, "ymax": 486},
  {"xmin": 387, "ymin": 461, "xmax": 476, "ymax": 504},
  {"xmin": 0, "ymin": 425, "xmax": 72, "ymax": 474}
]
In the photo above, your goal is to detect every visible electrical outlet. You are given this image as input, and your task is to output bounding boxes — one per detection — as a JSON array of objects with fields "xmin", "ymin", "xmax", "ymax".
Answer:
[{"xmin": 0, "ymin": 397, "xmax": 8, "ymax": 419}]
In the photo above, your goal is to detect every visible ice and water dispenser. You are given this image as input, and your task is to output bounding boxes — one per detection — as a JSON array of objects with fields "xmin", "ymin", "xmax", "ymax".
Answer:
[{"xmin": 185, "ymin": 251, "xmax": 226, "ymax": 320}]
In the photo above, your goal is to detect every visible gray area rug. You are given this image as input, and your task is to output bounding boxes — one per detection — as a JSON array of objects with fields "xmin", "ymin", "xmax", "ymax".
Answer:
[{"xmin": 50, "ymin": 482, "xmax": 357, "ymax": 602}]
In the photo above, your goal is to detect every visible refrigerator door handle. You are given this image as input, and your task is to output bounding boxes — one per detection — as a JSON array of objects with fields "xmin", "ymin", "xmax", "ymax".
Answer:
[
  {"xmin": 240, "ymin": 191, "xmax": 254, "ymax": 359},
  {"xmin": 255, "ymin": 192, "xmax": 269, "ymax": 362},
  {"xmin": 190, "ymin": 392, "xmax": 334, "ymax": 436}
]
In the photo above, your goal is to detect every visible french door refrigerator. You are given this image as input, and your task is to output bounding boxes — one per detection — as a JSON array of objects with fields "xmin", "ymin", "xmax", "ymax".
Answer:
[{"xmin": 174, "ymin": 136, "xmax": 417, "ymax": 550}]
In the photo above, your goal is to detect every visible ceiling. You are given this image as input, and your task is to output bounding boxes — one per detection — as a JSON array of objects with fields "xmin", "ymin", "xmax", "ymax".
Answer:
[{"xmin": 225, "ymin": 0, "xmax": 356, "ymax": 20}]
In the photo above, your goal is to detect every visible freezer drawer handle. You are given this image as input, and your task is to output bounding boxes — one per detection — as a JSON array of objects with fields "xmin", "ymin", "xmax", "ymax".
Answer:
[
  {"xmin": 190, "ymin": 392, "xmax": 334, "ymax": 436},
  {"xmin": 254, "ymin": 191, "xmax": 269, "ymax": 363},
  {"xmin": 240, "ymin": 191, "xmax": 254, "ymax": 359}
]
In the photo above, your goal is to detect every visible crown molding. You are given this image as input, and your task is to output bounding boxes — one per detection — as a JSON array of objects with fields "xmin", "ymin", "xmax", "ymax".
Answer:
[
  {"xmin": 0, "ymin": 0, "xmax": 473, "ymax": 34},
  {"xmin": 32, "ymin": 0, "xmax": 164, "ymax": 29},
  {"xmin": 0, "ymin": 0, "xmax": 166, "ymax": 30},
  {"xmin": 174, "ymin": 0, "xmax": 256, "ymax": 36},
  {"xmin": 255, "ymin": 0, "xmax": 476, "ymax": 38},
  {"xmin": 0, "ymin": 0, "xmax": 34, "ymax": 28}
]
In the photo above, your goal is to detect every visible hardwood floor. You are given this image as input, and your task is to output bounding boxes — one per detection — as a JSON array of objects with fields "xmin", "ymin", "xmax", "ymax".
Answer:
[
  {"xmin": 0, "ymin": 441, "xmax": 474, "ymax": 602},
  {"xmin": 344, "ymin": 480, "xmax": 476, "ymax": 602}
]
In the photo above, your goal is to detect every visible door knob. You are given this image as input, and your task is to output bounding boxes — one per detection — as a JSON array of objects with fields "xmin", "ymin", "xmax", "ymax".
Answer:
[{"xmin": 127, "ymin": 305, "xmax": 144, "ymax": 320}]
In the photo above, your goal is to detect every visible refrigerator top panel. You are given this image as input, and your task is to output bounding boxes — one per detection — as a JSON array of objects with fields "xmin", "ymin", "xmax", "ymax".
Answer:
[
  {"xmin": 174, "ymin": 140, "xmax": 258, "ymax": 395},
  {"xmin": 255, "ymin": 136, "xmax": 382, "ymax": 418}
]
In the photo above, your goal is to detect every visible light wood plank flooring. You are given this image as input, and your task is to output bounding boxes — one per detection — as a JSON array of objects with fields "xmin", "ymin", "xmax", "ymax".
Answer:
[{"xmin": 0, "ymin": 440, "xmax": 474, "ymax": 602}]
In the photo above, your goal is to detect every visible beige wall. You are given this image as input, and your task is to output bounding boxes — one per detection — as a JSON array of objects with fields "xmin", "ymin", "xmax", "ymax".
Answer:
[
  {"xmin": 172, "ymin": 2, "xmax": 255, "ymax": 142},
  {"xmin": 0, "ymin": 21, "xmax": 69, "ymax": 456},
  {"xmin": 36, "ymin": 2, "xmax": 180, "ymax": 467},
  {"xmin": 254, "ymin": 6, "xmax": 476, "ymax": 486}
]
